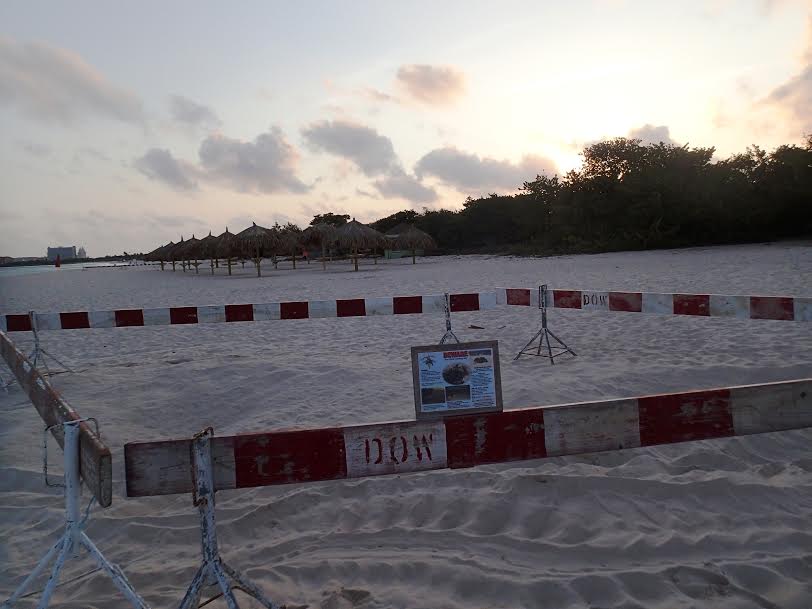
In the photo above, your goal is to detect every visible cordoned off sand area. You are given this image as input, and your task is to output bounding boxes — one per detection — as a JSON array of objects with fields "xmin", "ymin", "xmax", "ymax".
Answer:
[{"xmin": 2, "ymin": 242, "xmax": 812, "ymax": 609}]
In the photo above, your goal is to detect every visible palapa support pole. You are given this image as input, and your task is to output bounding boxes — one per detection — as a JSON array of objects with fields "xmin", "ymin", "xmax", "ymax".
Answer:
[
  {"xmin": 177, "ymin": 428, "xmax": 279, "ymax": 609},
  {"xmin": 514, "ymin": 285, "xmax": 576, "ymax": 364},
  {"xmin": 439, "ymin": 293, "xmax": 460, "ymax": 345},
  {"xmin": 1, "ymin": 420, "xmax": 149, "ymax": 609},
  {"xmin": 28, "ymin": 311, "xmax": 74, "ymax": 378}
]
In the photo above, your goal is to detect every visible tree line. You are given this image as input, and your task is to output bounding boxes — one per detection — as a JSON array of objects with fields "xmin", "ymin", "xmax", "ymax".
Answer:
[{"xmin": 360, "ymin": 136, "xmax": 812, "ymax": 255}]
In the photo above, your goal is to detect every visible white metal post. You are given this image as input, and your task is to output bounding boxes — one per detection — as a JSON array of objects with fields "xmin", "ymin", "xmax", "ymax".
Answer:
[
  {"xmin": 177, "ymin": 428, "xmax": 280, "ymax": 609},
  {"xmin": 1, "ymin": 421, "xmax": 150, "ymax": 609}
]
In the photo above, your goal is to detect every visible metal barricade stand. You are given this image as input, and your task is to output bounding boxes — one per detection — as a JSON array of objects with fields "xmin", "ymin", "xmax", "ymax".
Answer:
[
  {"xmin": 1, "ymin": 420, "xmax": 148, "ymax": 609},
  {"xmin": 514, "ymin": 285, "xmax": 576, "ymax": 364},
  {"xmin": 438, "ymin": 293, "xmax": 460, "ymax": 345},
  {"xmin": 28, "ymin": 311, "xmax": 74, "ymax": 378},
  {"xmin": 178, "ymin": 427, "xmax": 279, "ymax": 609}
]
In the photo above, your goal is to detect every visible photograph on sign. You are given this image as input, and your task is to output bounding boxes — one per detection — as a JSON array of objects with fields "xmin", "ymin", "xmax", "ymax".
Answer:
[{"xmin": 411, "ymin": 340, "xmax": 503, "ymax": 419}]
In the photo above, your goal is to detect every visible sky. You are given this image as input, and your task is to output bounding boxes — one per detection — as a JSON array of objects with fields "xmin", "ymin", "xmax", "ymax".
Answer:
[{"xmin": 1, "ymin": 0, "xmax": 810, "ymax": 258}]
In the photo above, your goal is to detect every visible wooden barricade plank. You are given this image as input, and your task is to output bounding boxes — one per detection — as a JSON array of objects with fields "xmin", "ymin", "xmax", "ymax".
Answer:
[
  {"xmin": 124, "ymin": 377, "xmax": 812, "ymax": 498},
  {"xmin": 0, "ymin": 330, "xmax": 112, "ymax": 506}
]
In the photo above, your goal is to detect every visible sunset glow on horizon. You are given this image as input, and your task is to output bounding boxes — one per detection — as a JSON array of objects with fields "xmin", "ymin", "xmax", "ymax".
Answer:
[{"xmin": 1, "ymin": 0, "xmax": 810, "ymax": 257}]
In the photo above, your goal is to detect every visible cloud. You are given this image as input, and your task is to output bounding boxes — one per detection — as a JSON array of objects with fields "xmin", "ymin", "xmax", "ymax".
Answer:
[
  {"xmin": 302, "ymin": 119, "xmax": 437, "ymax": 204},
  {"xmin": 0, "ymin": 36, "xmax": 143, "ymax": 124},
  {"xmin": 373, "ymin": 169, "xmax": 437, "ymax": 204},
  {"xmin": 768, "ymin": 67, "xmax": 812, "ymax": 134},
  {"xmin": 198, "ymin": 128, "xmax": 308, "ymax": 194},
  {"xmin": 18, "ymin": 140, "xmax": 51, "ymax": 158},
  {"xmin": 627, "ymin": 124, "xmax": 676, "ymax": 145},
  {"xmin": 169, "ymin": 95, "xmax": 221, "ymax": 128},
  {"xmin": 415, "ymin": 147, "xmax": 556, "ymax": 193},
  {"xmin": 301, "ymin": 120, "xmax": 398, "ymax": 176},
  {"xmin": 765, "ymin": 19, "xmax": 812, "ymax": 134},
  {"xmin": 75, "ymin": 147, "xmax": 111, "ymax": 162},
  {"xmin": 761, "ymin": 0, "xmax": 796, "ymax": 15},
  {"xmin": 356, "ymin": 188, "xmax": 379, "ymax": 199},
  {"xmin": 134, "ymin": 148, "xmax": 198, "ymax": 191},
  {"xmin": 147, "ymin": 213, "xmax": 208, "ymax": 229},
  {"xmin": 359, "ymin": 87, "xmax": 398, "ymax": 103},
  {"xmin": 396, "ymin": 64, "xmax": 466, "ymax": 105},
  {"xmin": 135, "ymin": 128, "xmax": 308, "ymax": 195}
]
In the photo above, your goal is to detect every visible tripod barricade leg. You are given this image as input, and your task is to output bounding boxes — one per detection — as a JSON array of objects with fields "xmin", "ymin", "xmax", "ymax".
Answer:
[
  {"xmin": 179, "ymin": 427, "xmax": 279, "ymax": 609},
  {"xmin": 1, "ymin": 421, "xmax": 149, "ymax": 609},
  {"xmin": 439, "ymin": 293, "xmax": 460, "ymax": 345},
  {"xmin": 27, "ymin": 312, "xmax": 75, "ymax": 378},
  {"xmin": 514, "ymin": 285, "xmax": 576, "ymax": 364}
]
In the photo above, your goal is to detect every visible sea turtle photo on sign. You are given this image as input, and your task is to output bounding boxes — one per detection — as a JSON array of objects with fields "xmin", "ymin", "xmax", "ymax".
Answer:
[{"xmin": 411, "ymin": 340, "xmax": 503, "ymax": 420}]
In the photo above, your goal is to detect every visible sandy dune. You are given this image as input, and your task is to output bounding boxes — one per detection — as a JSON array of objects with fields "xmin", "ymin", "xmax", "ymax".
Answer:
[{"xmin": 1, "ymin": 243, "xmax": 811, "ymax": 608}]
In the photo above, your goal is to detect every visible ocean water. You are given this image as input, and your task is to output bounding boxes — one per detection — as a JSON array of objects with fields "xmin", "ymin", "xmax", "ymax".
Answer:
[{"xmin": 0, "ymin": 262, "xmax": 130, "ymax": 277}]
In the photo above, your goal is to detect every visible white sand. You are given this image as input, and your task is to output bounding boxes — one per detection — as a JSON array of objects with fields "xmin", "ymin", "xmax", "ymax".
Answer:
[{"xmin": 1, "ymin": 243, "xmax": 811, "ymax": 608}]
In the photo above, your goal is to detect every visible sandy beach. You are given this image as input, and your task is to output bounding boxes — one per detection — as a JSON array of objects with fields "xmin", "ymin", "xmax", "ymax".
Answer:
[{"xmin": 1, "ymin": 242, "xmax": 812, "ymax": 609}]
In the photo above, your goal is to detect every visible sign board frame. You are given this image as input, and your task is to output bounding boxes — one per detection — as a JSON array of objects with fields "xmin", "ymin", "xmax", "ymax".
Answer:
[{"xmin": 410, "ymin": 340, "xmax": 503, "ymax": 420}]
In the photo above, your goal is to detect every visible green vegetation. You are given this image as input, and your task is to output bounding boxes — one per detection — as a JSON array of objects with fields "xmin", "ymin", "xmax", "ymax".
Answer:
[{"xmin": 370, "ymin": 136, "xmax": 812, "ymax": 255}]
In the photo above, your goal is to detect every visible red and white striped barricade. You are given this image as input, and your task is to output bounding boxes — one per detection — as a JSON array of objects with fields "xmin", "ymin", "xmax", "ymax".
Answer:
[
  {"xmin": 4, "ymin": 287, "xmax": 809, "ymax": 335},
  {"xmin": 0, "ymin": 291, "xmax": 499, "ymax": 333},
  {"xmin": 0, "ymin": 330, "xmax": 148, "ymax": 609},
  {"xmin": 124, "ymin": 377, "xmax": 812, "ymax": 606},
  {"xmin": 497, "ymin": 287, "xmax": 812, "ymax": 321}
]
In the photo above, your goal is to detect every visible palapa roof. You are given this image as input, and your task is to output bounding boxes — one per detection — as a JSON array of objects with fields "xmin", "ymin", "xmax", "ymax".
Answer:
[
  {"xmin": 335, "ymin": 219, "xmax": 386, "ymax": 249},
  {"xmin": 165, "ymin": 237, "xmax": 185, "ymax": 260},
  {"xmin": 384, "ymin": 223, "xmax": 416, "ymax": 238},
  {"xmin": 194, "ymin": 232, "xmax": 220, "ymax": 259},
  {"xmin": 145, "ymin": 241, "xmax": 172, "ymax": 261},
  {"xmin": 235, "ymin": 222, "xmax": 280, "ymax": 254},
  {"xmin": 301, "ymin": 222, "xmax": 337, "ymax": 247},
  {"xmin": 393, "ymin": 226, "xmax": 437, "ymax": 250},
  {"xmin": 177, "ymin": 234, "xmax": 201, "ymax": 259},
  {"xmin": 215, "ymin": 228, "xmax": 240, "ymax": 258},
  {"xmin": 277, "ymin": 226, "xmax": 302, "ymax": 252}
]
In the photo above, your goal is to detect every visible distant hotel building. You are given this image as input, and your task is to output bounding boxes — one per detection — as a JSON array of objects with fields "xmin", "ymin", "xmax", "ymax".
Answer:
[{"xmin": 47, "ymin": 246, "xmax": 77, "ymax": 261}]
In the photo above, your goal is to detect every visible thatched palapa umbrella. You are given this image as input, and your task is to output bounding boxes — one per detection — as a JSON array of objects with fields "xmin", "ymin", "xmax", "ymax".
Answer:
[
  {"xmin": 335, "ymin": 219, "xmax": 386, "ymax": 271},
  {"xmin": 236, "ymin": 222, "xmax": 280, "ymax": 277},
  {"xmin": 195, "ymin": 232, "xmax": 221, "ymax": 275},
  {"xmin": 215, "ymin": 228, "xmax": 239, "ymax": 276},
  {"xmin": 144, "ymin": 244, "xmax": 161, "ymax": 262},
  {"xmin": 145, "ymin": 242, "xmax": 171, "ymax": 270},
  {"xmin": 178, "ymin": 235, "xmax": 202, "ymax": 273},
  {"xmin": 157, "ymin": 241, "xmax": 175, "ymax": 270},
  {"xmin": 302, "ymin": 223, "xmax": 337, "ymax": 270},
  {"xmin": 278, "ymin": 225, "xmax": 303, "ymax": 269},
  {"xmin": 394, "ymin": 226, "xmax": 437, "ymax": 264},
  {"xmin": 166, "ymin": 237, "xmax": 185, "ymax": 271}
]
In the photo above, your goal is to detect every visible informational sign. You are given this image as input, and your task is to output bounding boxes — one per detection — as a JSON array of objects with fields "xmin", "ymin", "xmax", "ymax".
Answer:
[{"xmin": 411, "ymin": 340, "xmax": 503, "ymax": 419}]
